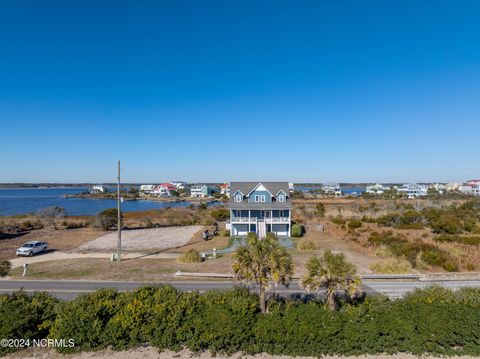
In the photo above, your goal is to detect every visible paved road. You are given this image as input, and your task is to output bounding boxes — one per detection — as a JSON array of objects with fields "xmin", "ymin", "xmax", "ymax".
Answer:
[{"xmin": 0, "ymin": 279, "xmax": 479, "ymax": 300}]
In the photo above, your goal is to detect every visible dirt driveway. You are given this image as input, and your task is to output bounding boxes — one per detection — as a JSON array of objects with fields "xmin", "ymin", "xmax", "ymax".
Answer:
[{"xmin": 78, "ymin": 226, "xmax": 203, "ymax": 252}]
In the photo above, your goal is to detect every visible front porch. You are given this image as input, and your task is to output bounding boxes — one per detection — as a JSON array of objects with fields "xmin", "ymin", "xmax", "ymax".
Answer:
[{"xmin": 230, "ymin": 209, "xmax": 291, "ymax": 237}]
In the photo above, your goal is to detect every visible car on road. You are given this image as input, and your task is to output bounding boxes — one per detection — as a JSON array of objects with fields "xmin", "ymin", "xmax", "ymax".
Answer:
[{"xmin": 16, "ymin": 241, "xmax": 49, "ymax": 257}]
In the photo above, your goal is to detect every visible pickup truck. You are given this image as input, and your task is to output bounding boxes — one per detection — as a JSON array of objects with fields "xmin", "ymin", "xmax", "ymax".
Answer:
[{"xmin": 16, "ymin": 241, "xmax": 49, "ymax": 257}]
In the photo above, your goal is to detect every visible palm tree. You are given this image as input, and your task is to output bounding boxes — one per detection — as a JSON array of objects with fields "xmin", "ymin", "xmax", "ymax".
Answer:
[
  {"xmin": 300, "ymin": 250, "xmax": 362, "ymax": 310},
  {"xmin": 232, "ymin": 232, "xmax": 294, "ymax": 313}
]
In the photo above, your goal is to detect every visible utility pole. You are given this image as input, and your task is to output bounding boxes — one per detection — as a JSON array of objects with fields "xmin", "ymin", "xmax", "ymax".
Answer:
[{"xmin": 117, "ymin": 160, "xmax": 122, "ymax": 261}]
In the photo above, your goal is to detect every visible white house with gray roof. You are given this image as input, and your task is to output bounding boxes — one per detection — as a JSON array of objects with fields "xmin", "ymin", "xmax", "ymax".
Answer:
[{"xmin": 228, "ymin": 182, "xmax": 292, "ymax": 238}]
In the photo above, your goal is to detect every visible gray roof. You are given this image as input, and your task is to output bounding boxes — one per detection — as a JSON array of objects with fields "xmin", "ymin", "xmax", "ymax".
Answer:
[{"xmin": 228, "ymin": 182, "xmax": 291, "ymax": 209}]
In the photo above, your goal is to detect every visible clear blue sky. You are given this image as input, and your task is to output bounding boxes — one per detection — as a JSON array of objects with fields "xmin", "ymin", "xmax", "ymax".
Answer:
[{"xmin": 1, "ymin": 1, "xmax": 479, "ymax": 183}]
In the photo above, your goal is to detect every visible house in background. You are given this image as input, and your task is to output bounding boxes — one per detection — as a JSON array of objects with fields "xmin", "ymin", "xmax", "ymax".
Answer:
[
  {"xmin": 322, "ymin": 183, "xmax": 342, "ymax": 197},
  {"xmin": 90, "ymin": 185, "xmax": 105, "ymax": 194},
  {"xmin": 152, "ymin": 183, "xmax": 177, "ymax": 196},
  {"xmin": 139, "ymin": 184, "xmax": 155, "ymax": 194},
  {"xmin": 229, "ymin": 182, "xmax": 292, "ymax": 238},
  {"xmin": 396, "ymin": 184, "xmax": 428, "ymax": 198},
  {"xmin": 190, "ymin": 184, "xmax": 213, "ymax": 198},
  {"xmin": 220, "ymin": 183, "xmax": 230, "ymax": 197},
  {"xmin": 460, "ymin": 180, "xmax": 480, "ymax": 196},
  {"xmin": 171, "ymin": 181, "xmax": 187, "ymax": 190},
  {"xmin": 366, "ymin": 183, "xmax": 387, "ymax": 195}
]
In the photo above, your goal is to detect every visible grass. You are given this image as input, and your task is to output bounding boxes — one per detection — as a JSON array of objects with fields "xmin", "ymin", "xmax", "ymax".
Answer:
[
  {"xmin": 370, "ymin": 258, "xmax": 413, "ymax": 274},
  {"xmin": 9, "ymin": 257, "xmax": 234, "ymax": 281},
  {"xmin": 178, "ymin": 249, "xmax": 202, "ymax": 263}
]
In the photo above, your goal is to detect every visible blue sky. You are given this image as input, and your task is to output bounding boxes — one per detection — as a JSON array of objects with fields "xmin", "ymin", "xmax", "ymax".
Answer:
[{"xmin": 1, "ymin": 0, "xmax": 479, "ymax": 183}]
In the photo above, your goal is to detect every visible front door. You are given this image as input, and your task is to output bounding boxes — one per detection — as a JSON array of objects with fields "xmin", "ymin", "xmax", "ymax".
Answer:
[{"xmin": 261, "ymin": 210, "xmax": 270, "ymax": 219}]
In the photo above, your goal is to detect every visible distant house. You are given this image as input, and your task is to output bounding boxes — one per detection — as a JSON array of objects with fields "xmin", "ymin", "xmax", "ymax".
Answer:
[
  {"xmin": 152, "ymin": 183, "xmax": 178, "ymax": 197},
  {"xmin": 460, "ymin": 180, "xmax": 480, "ymax": 196},
  {"xmin": 396, "ymin": 184, "xmax": 428, "ymax": 198},
  {"xmin": 190, "ymin": 184, "xmax": 213, "ymax": 198},
  {"xmin": 171, "ymin": 181, "xmax": 187, "ymax": 190},
  {"xmin": 322, "ymin": 183, "xmax": 342, "ymax": 197},
  {"xmin": 229, "ymin": 182, "xmax": 291, "ymax": 238},
  {"xmin": 366, "ymin": 183, "xmax": 386, "ymax": 195},
  {"xmin": 220, "ymin": 183, "xmax": 230, "ymax": 197},
  {"xmin": 139, "ymin": 184, "xmax": 155, "ymax": 194},
  {"xmin": 288, "ymin": 182, "xmax": 294, "ymax": 193},
  {"xmin": 90, "ymin": 185, "xmax": 105, "ymax": 194}
]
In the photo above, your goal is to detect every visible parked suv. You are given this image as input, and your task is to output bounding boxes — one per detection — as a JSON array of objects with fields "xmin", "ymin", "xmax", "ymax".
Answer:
[{"xmin": 16, "ymin": 241, "xmax": 49, "ymax": 257}]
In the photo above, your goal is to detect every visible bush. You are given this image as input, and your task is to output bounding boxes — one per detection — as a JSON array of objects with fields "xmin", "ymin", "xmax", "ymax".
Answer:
[
  {"xmin": 297, "ymin": 238, "xmax": 317, "ymax": 251},
  {"xmin": 435, "ymin": 234, "xmax": 480, "ymax": 245},
  {"xmin": 0, "ymin": 291, "xmax": 59, "ymax": 355},
  {"xmin": 370, "ymin": 258, "xmax": 412, "ymax": 274},
  {"xmin": 0, "ymin": 260, "xmax": 11, "ymax": 277},
  {"xmin": 178, "ymin": 249, "xmax": 202, "ymax": 263},
  {"xmin": 4, "ymin": 286, "xmax": 480, "ymax": 357},
  {"xmin": 95, "ymin": 208, "xmax": 121, "ymax": 231},
  {"xmin": 331, "ymin": 216, "xmax": 345, "ymax": 225},
  {"xmin": 210, "ymin": 208, "xmax": 229, "ymax": 221},
  {"xmin": 347, "ymin": 220, "xmax": 362, "ymax": 229},
  {"xmin": 291, "ymin": 224, "xmax": 303, "ymax": 237},
  {"xmin": 37, "ymin": 206, "xmax": 66, "ymax": 219},
  {"xmin": 50, "ymin": 289, "xmax": 122, "ymax": 353}
]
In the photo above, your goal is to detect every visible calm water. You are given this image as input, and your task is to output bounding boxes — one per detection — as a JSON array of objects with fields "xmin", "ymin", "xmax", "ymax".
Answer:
[
  {"xmin": 0, "ymin": 187, "xmax": 198, "ymax": 216},
  {"xmin": 296, "ymin": 186, "xmax": 366, "ymax": 195}
]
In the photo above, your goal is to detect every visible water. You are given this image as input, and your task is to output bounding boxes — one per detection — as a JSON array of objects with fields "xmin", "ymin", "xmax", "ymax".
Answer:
[
  {"xmin": 296, "ymin": 186, "xmax": 366, "ymax": 195},
  {"xmin": 0, "ymin": 187, "xmax": 201, "ymax": 216}
]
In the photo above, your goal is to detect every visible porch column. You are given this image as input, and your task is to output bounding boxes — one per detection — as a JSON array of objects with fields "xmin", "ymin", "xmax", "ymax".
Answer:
[
  {"xmin": 248, "ymin": 210, "xmax": 251, "ymax": 233},
  {"xmin": 271, "ymin": 210, "xmax": 273, "ymax": 234}
]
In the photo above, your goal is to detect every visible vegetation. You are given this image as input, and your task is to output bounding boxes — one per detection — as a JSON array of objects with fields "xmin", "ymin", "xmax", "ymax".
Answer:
[
  {"xmin": 178, "ymin": 249, "xmax": 202, "ymax": 263},
  {"xmin": 95, "ymin": 208, "xmax": 121, "ymax": 231},
  {"xmin": 313, "ymin": 203, "xmax": 326, "ymax": 217},
  {"xmin": 0, "ymin": 291, "xmax": 59, "ymax": 355},
  {"xmin": 347, "ymin": 219, "xmax": 362, "ymax": 229},
  {"xmin": 434, "ymin": 234, "xmax": 480, "ymax": 245},
  {"xmin": 368, "ymin": 231, "xmax": 457, "ymax": 271},
  {"xmin": 232, "ymin": 233, "xmax": 294, "ymax": 313},
  {"xmin": 2, "ymin": 286, "xmax": 480, "ymax": 356},
  {"xmin": 300, "ymin": 250, "xmax": 362, "ymax": 310},
  {"xmin": 290, "ymin": 223, "xmax": 303, "ymax": 237},
  {"xmin": 370, "ymin": 258, "xmax": 412, "ymax": 274},
  {"xmin": 377, "ymin": 200, "xmax": 480, "ymax": 234},
  {"xmin": 0, "ymin": 260, "xmax": 11, "ymax": 277},
  {"xmin": 209, "ymin": 208, "xmax": 229, "ymax": 221},
  {"xmin": 296, "ymin": 238, "xmax": 317, "ymax": 251}
]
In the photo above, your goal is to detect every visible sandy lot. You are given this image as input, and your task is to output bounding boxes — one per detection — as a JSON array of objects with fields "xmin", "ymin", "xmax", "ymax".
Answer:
[
  {"xmin": 5, "ymin": 347, "xmax": 479, "ymax": 359},
  {"xmin": 78, "ymin": 226, "xmax": 203, "ymax": 252}
]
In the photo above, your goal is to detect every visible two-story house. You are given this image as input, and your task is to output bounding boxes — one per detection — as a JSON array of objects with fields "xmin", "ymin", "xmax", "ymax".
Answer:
[{"xmin": 228, "ymin": 182, "xmax": 292, "ymax": 238}]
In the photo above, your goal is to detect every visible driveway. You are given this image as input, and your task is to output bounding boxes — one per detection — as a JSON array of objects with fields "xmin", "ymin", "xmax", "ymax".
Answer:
[{"xmin": 78, "ymin": 226, "xmax": 203, "ymax": 252}]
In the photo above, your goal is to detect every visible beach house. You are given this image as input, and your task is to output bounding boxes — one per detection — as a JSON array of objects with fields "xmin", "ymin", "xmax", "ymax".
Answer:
[{"xmin": 228, "ymin": 182, "xmax": 292, "ymax": 238}]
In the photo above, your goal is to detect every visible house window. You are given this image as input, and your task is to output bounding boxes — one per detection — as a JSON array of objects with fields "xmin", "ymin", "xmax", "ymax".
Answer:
[
  {"xmin": 278, "ymin": 194, "xmax": 285, "ymax": 202},
  {"xmin": 260, "ymin": 195, "xmax": 266, "ymax": 202},
  {"xmin": 255, "ymin": 195, "xmax": 259, "ymax": 202},
  {"xmin": 235, "ymin": 194, "xmax": 242, "ymax": 202}
]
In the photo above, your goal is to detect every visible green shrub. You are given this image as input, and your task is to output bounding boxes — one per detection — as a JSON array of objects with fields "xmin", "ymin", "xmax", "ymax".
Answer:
[
  {"xmin": 178, "ymin": 249, "xmax": 202, "ymax": 263},
  {"xmin": 331, "ymin": 216, "xmax": 345, "ymax": 225},
  {"xmin": 347, "ymin": 220, "xmax": 362, "ymax": 229},
  {"xmin": 291, "ymin": 224, "xmax": 303, "ymax": 237},
  {"xmin": 50, "ymin": 289, "xmax": 122, "ymax": 353},
  {"xmin": 0, "ymin": 260, "xmax": 11, "ymax": 277},
  {"xmin": 95, "ymin": 208, "xmax": 121, "ymax": 231},
  {"xmin": 0, "ymin": 291, "xmax": 59, "ymax": 355},
  {"xmin": 370, "ymin": 258, "xmax": 412, "ymax": 274},
  {"xmin": 435, "ymin": 234, "xmax": 480, "ymax": 245},
  {"xmin": 297, "ymin": 238, "xmax": 317, "ymax": 251},
  {"xmin": 209, "ymin": 208, "xmax": 229, "ymax": 221}
]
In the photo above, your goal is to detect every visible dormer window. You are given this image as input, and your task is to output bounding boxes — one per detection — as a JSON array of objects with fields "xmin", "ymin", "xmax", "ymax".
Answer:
[
  {"xmin": 235, "ymin": 194, "xmax": 242, "ymax": 202},
  {"xmin": 278, "ymin": 194, "xmax": 285, "ymax": 202},
  {"xmin": 254, "ymin": 195, "xmax": 260, "ymax": 202},
  {"xmin": 260, "ymin": 195, "xmax": 266, "ymax": 202}
]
